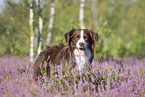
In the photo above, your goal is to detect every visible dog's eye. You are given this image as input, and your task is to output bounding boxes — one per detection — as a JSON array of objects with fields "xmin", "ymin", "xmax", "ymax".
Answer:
[
  {"xmin": 75, "ymin": 36, "xmax": 79, "ymax": 39},
  {"xmin": 84, "ymin": 36, "xmax": 88, "ymax": 40}
]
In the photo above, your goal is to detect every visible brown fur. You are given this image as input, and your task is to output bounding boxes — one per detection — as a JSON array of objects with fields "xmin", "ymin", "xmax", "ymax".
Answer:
[{"xmin": 32, "ymin": 43, "xmax": 73, "ymax": 81}]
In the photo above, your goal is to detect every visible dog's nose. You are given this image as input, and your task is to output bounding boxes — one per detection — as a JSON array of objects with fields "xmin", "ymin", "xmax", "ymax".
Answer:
[{"xmin": 79, "ymin": 42, "xmax": 84, "ymax": 47}]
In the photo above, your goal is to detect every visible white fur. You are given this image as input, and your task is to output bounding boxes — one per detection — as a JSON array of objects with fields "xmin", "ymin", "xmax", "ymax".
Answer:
[
  {"xmin": 74, "ymin": 48, "xmax": 92, "ymax": 71},
  {"xmin": 73, "ymin": 29, "xmax": 92, "ymax": 71}
]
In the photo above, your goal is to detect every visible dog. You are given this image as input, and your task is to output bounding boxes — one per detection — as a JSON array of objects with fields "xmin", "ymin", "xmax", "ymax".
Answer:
[{"xmin": 32, "ymin": 28, "xmax": 99, "ymax": 81}]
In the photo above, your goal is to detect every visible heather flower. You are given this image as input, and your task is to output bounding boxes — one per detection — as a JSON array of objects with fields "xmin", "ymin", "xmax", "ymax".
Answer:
[{"xmin": 0, "ymin": 55, "xmax": 144, "ymax": 96}]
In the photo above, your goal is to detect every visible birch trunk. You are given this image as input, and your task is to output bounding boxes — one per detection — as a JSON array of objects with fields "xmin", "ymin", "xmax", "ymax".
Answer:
[
  {"xmin": 29, "ymin": 0, "xmax": 35, "ymax": 63},
  {"xmin": 46, "ymin": 2, "xmax": 55, "ymax": 46},
  {"xmin": 79, "ymin": 0, "xmax": 85, "ymax": 29},
  {"xmin": 91, "ymin": 0, "xmax": 98, "ymax": 27},
  {"xmin": 36, "ymin": 0, "xmax": 43, "ymax": 55}
]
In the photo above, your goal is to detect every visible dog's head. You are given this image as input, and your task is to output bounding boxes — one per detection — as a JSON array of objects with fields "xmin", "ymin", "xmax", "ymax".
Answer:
[{"xmin": 65, "ymin": 28, "xmax": 99, "ymax": 56}]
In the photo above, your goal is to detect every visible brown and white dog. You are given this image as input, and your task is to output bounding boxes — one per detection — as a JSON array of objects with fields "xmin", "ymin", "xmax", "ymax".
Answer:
[{"xmin": 32, "ymin": 28, "xmax": 99, "ymax": 81}]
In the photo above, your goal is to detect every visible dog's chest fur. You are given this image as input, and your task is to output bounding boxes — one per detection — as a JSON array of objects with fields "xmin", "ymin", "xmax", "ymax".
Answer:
[{"xmin": 73, "ymin": 48, "xmax": 92, "ymax": 70}]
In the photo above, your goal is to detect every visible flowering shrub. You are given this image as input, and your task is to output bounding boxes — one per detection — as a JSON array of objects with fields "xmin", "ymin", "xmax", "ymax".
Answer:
[{"xmin": 0, "ymin": 55, "xmax": 144, "ymax": 97}]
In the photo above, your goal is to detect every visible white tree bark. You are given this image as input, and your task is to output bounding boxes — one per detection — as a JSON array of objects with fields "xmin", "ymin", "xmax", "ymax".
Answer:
[
  {"xmin": 36, "ymin": 0, "xmax": 43, "ymax": 55},
  {"xmin": 79, "ymin": 0, "xmax": 85, "ymax": 29},
  {"xmin": 29, "ymin": 0, "xmax": 35, "ymax": 63},
  {"xmin": 46, "ymin": 2, "xmax": 55, "ymax": 46},
  {"xmin": 91, "ymin": 0, "xmax": 98, "ymax": 28}
]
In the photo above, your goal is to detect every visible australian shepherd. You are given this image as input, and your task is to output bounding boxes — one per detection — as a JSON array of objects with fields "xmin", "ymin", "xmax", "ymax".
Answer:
[{"xmin": 33, "ymin": 28, "xmax": 99, "ymax": 81}]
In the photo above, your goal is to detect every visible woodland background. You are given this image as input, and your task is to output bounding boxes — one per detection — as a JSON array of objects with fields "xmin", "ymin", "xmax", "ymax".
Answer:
[{"xmin": 0, "ymin": 0, "xmax": 145, "ymax": 60}]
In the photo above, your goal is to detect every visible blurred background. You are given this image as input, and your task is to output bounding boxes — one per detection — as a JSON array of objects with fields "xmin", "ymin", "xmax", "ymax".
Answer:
[{"xmin": 0, "ymin": 0, "xmax": 145, "ymax": 59}]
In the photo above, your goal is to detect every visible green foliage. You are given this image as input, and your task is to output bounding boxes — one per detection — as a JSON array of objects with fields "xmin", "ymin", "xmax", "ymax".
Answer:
[
  {"xmin": 0, "ymin": 1, "xmax": 30, "ymax": 56},
  {"xmin": 0, "ymin": 0, "xmax": 145, "ymax": 58}
]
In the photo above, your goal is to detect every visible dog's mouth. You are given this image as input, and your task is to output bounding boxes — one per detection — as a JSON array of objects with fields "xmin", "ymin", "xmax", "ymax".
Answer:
[{"xmin": 77, "ymin": 47, "xmax": 86, "ymax": 56}]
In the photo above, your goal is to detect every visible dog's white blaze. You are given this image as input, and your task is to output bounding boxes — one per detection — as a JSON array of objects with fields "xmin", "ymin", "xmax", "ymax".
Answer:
[
  {"xmin": 76, "ymin": 30, "xmax": 87, "ymax": 48},
  {"xmin": 80, "ymin": 29, "xmax": 84, "ymax": 39},
  {"xmin": 74, "ymin": 29, "xmax": 92, "ymax": 71}
]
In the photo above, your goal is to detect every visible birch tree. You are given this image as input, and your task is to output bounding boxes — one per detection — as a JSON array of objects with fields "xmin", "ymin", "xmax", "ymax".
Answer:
[
  {"xmin": 79, "ymin": 0, "xmax": 85, "ymax": 29},
  {"xmin": 46, "ymin": 1, "xmax": 55, "ymax": 46},
  {"xmin": 36, "ymin": 0, "xmax": 43, "ymax": 55},
  {"xmin": 29, "ymin": 0, "xmax": 35, "ymax": 63}
]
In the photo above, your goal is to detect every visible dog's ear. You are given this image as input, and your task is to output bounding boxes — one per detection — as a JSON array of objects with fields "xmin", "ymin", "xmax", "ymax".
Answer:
[
  {"xmin": 65, "ymin": 32, "xmax": 69, "ymax": 44},
  {"xmin": 89, "ymin": 29, "xmax": 99, "ymax": 43},
  {"xmin": 88, "ymin": 29, "xmax": 99, "ymax": 49},
  {"xmin": 93, "ymin": 32, "xmax": 99, "ymax": 43},
  {"xmin": 65, "ymin": 28, "xmax": 75, "ymax": 45}
]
